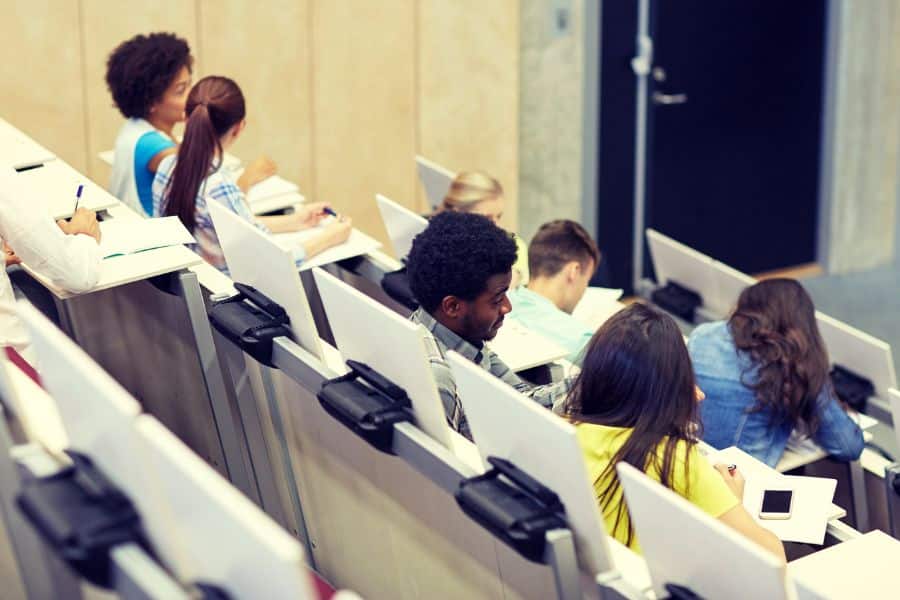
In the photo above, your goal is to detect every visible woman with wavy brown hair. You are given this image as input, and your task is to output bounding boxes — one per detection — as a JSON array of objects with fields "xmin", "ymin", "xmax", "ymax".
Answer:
[{"xmin": 688, "ymin": 278, "xmax": 863, "ymax": 467}]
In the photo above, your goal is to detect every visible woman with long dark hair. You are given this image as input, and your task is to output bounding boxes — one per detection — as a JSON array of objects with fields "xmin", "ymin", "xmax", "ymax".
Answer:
[
  {"xmin": 688, "ymin": 278, "xmax": 863, "ymax": 467},
  {"xmin": 151, "ymin": 76, "xmax": 351, "ymax": 273},
  {"xmin": 565, "ymin": 302, "xmax": 784, "ymax": 559}
]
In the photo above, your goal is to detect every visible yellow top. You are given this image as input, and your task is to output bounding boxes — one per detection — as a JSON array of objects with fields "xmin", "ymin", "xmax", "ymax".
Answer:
[
  {"xmin": 575, "ymin": 422, "xmax": 739, "ymax": 553},
  {"xmin": 513, "ymin": 233, "xmax": 529, "ymax": 287}
]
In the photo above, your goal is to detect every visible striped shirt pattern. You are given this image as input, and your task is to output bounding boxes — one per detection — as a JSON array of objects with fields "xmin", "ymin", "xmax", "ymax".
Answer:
[
  {"xmin": 411, "ymin": 307, "xmax": 573, "ymax": 440},
  {"xmin": 152, "ymin": 155, "xmax": 269, "ymax": 273}
]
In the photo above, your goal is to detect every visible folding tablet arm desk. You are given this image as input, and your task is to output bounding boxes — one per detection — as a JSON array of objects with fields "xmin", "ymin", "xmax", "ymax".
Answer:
[
  {"xmin": 214, "ymin": 319, "xmax": 645, "ymax": 600},
  {"xmin": 0, "ymin": 404, "xmax": 188, "ymax": 600}
]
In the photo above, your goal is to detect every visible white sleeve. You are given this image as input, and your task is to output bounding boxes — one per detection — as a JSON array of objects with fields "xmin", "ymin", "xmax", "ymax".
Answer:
[{"xmin": 0, "ymin": 169, "xmax": 101, "ymax": 293}]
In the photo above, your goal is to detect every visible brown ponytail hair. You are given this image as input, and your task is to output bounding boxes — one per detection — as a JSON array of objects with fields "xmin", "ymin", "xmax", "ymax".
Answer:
[
  {"xmin": 162, "ymin": 76, "xmax": 246, "ymax": 231},
  {"xmin": 729, "ymin": 278, "xmax": 829, "ymax": 432}
]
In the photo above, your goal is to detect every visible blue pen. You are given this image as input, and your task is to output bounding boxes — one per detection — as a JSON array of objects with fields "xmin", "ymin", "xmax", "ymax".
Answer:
[
  {"xmin": 73, "ymin": 184, "xmax": 84, "ymax": 214},
  {"xmin": 323, "ymin": 206, "xmax": 338, "ymax": 217}
]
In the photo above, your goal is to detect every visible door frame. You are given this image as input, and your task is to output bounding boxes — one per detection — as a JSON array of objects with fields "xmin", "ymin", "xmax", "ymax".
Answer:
[{"xmin": 582, "ymin": 0, "xmax": 841, "ymax": 291}]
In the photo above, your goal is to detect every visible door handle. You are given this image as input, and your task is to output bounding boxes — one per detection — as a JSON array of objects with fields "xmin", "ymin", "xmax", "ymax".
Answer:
[{"xmin": 652, "ymin": 91, "xmax": 688, "ymax": 105}]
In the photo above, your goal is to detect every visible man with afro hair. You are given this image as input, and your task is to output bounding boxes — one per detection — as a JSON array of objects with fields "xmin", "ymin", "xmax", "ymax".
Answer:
[
  {"xmin": 105, "ymin": 32, "xmax": 193, "ymax": 215},
  {"xmin": 407, "ymin": 211, "xmax": 573, "ymax": 440}
]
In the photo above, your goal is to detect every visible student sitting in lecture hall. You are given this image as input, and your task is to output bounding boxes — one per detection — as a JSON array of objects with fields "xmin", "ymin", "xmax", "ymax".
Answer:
[
  {"xmin": 507, "ymin": 219, "xmax": 600, "ymax": 363},
  {"xmin": 0, "ymin": 168, "xmax": 102, "ymax": 363},
  {"xmin": 406, "ymin": 211, "xmax": 574, "ymax": 440},
  {"xmin": 563, "ymin": 302, "xmax": 786, "ymax": 560},
  {"xmin": 105, "ymin": 33, "xmax": 275, "ymax": 216},
  {"xmin": 688, "ymin": 278, "xmax": 864, "ymax": 467},
  {"xmin": 435, "ymin": 171, "xmax": 530, "ymax": 287},
  {"xmin": 152, "ymin": 76, "xmax": 351, "ymax": 274}
]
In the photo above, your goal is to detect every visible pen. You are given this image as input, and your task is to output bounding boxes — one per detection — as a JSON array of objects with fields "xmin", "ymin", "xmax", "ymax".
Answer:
[
  {"xmin": 73, "ymin": 184, "xmax": 84, "ymax": 214},
  {"xmin": 322, "ymin": 206, "xmax": 338, "ymax": 218}
]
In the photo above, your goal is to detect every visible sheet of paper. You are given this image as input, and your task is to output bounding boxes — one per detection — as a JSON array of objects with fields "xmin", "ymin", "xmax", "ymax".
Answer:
[
  {"xmin": 99, "ymin": 216, "xmax": 195, "ymax": 258},
  {"xmin": 711, "ymin": 446, "xmax": 837, "ymax": 544},
  {"xmin": 572, "ymin": 287, "xmax": 626, "ymax": 330},
  {"xmin": 246, "ymin": 175, "xmax": 299, "ymax": 204},
  {"xmin": 487, "ymin": 319, "xmax": 568, "ymax": 372},
  {"xmin": 271, "ymin": 221, "xmax": 381, "ymax": 271}
]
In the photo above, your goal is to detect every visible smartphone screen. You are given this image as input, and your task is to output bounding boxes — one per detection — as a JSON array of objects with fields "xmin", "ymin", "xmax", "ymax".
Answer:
[{"xmin": 761, "ymin": 490, "xmax": 793, "ymax": 515}]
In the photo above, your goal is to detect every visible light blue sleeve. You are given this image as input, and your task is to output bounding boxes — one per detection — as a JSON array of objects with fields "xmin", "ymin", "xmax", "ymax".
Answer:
[
  {"xmin": 134, "ymin": 131, "xmax": 175, "ymax": 172},
  {"xmin": 811, "ymin": 385, "xmax": 865, "ymax": 461}
]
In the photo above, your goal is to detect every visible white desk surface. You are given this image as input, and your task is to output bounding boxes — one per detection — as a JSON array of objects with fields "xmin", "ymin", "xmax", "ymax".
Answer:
[
  {"xmin": 24, "ymin": 243, "xmax": 201, "ymax": 300},
  {"xmin": 21, "ymin": 201, "xmax": 202, "ymax": 299},
  {"xmin": 13, "ymin": 158, "xmax": 118, "ymax": 219},
  {"xmin": 0, "ymin": 117, "xmax": 56, "ymax": 169},
  {"xmin": 703, "ymin": 444, "xmax": 845, "ymax": 522},
  {"xmin": 789, "ymin": 530, "xmax": 900, "ymax": 599},
  {"xmin": 777, "ymin": 429, "xmax": 875, "ymax": 473}
]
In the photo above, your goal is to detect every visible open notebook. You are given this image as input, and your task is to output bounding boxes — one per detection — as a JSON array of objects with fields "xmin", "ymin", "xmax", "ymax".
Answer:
[
  {"xmin": 271, "ymin": 218, "xmax": 381, "ymax": 271},
  {"xmin": 99, "ymin": 216, "xmax": 194, "ymax": 259}
]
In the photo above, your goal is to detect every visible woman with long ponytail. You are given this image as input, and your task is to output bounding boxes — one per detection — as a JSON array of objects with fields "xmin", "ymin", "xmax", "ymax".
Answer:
[
  {"xmin": 151, "ymin": 76, "xmax": 351, "ymax": 273},
  {"xmin": 688, "ymin": 278, "xmax": 864, "ymax": 467}
]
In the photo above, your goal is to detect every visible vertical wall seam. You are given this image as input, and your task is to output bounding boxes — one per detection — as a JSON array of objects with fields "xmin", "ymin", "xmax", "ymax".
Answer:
[
  {"xmin": 308, "ymin": 0, "xmax": 317, "ymax": 202},
  {"xmin": 413, "ymin": 0, "xmax": 422, "ymax": 211},
  {"xmin": 76, "ymin": 0, "xmax": 92, "ymax": 176}
]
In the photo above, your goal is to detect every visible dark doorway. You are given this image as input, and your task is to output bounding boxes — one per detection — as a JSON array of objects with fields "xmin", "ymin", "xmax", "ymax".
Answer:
[{"xmin": 596, "ymin": 1, "xmax": 828, "ymax": 291}]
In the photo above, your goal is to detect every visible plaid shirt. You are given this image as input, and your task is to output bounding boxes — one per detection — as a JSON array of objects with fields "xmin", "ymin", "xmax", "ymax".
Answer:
[
  {"xmin": 152, "ymin": 155, "xmax": 274, "ymax": 273},
  {"xmin": 411, "ymin": 307, "xmax": 573, "ymax": 440}
]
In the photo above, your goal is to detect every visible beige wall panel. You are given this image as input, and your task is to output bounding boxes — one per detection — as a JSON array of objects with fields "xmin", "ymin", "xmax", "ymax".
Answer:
[
  {"xmin": 418, "ymin": 0, "xmax": 520, "ymax": 229},
  {"xmin": 198, "ymin": 0, "xmax": 313, "ymax": 189},
  {"xmin": 0, "ymin": 1, "xmax": 87, "ymax": 171},
  {"xmin": 311, "ymin": 0, "xmax": 416, "ymax": 247},
  {"xmin": 80, "ymin": 0, "xmax": 199, "ymax": 183}
]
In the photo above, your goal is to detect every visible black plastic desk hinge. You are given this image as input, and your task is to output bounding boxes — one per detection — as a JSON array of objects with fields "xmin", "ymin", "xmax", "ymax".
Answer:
[
  {"xmin": 317, "ymin": 359, "xmax": 413, "ymax": 453},
  {"xmin": 455, "ymin": 456, "xmax": 567, "ymax": 563},
  {"xmin": 830, "ymin": 364, "xmax": 875, "ymax": 412},
  {"xmin": 665, "ymin": 583, "xmax": 705, "ymax": 599},
  {"xmin": 651, "ymin": 281, "xmax": 703, "ymax": 322},
  {"xmin": 15, "ymin": 451, "xmax": 143, "ymax": 589},
  {"xmin": 193, "ymin": 582, "xmax": 232, "ymax": 599},
  {"xmin": 208, "ymin": 282, "xmax": 290, "ymax": 367}
]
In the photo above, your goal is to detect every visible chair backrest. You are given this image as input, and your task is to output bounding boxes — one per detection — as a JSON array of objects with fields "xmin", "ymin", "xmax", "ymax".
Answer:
[{"xmin": 617, "ymin": 462, "xmax": 792, "ymax": 600}]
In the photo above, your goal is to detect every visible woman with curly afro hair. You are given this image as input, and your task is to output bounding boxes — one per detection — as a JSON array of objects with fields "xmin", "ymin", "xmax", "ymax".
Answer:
[{"xmin": 106, "ymin": 32, "xmax": 194, "ymax": 215}]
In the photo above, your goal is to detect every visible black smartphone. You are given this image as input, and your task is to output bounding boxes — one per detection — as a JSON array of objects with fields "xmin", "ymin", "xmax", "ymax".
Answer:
[{"xmin": 759, "ymin": 489, "xmax": 793, "ymax": 520}]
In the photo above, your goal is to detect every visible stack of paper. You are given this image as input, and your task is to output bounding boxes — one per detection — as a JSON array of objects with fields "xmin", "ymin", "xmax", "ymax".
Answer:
[
  {"xmin": 245, "ymin": 175, "xmax": 305, "ymax": 214},
  {"xmin": 711, "ymin": 446, "xmax": 838, "ymax": 544},
  {"xmin": 271, "ymin": 219, "xmax": 381, "ymax": 271},
  {"xmin": 488, "ymin": 319, "xmax": 569, "ymax": 372},
  {"xmin": 572, "ymin": 287, "xmax": 625, "ymax": 331},
  {"xmin": 99, "ymin": 216, "xmax": 195, "ymax": 259}
]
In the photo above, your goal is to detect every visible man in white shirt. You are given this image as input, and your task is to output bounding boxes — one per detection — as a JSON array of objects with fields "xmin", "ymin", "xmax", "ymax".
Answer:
[{"xmin": 0, "ymin": 168, "xmax": 102, "ymax": 363}]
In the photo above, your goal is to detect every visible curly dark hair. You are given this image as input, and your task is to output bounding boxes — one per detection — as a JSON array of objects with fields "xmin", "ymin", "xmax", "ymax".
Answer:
[
  {"xmin": 105, "ymin": 33, "xmax": 193, "ymax": 119},
  {"xmin": 407, "ymin": 211, "xmax": 518, "ymax": 313}
]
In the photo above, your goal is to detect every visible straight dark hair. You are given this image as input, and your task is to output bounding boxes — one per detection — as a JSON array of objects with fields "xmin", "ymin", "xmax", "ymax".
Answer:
[
  {"xmin": 729, "ymin": 278, "xmax": 829, "ymax": 433},
  {"xmin": 163, "ymin": 76, "xmax": 245, "ymax": 231},
  {"xmin": 563, "ymin": 302, "xmax": 700, "ymax": 545}
]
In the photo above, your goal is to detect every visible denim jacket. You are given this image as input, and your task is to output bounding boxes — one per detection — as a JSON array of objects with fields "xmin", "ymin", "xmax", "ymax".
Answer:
[{"xmin": 688, "ymin": 321, "xmax": 864, "ymax": 467}]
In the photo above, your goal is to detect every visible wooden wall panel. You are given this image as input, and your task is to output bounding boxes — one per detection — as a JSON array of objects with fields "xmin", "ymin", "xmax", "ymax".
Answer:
[
  {"xmin": 0, "ymin": 0, "xmax": 87, "ymax": 171},
  {"xmin": 311, "ymin": 0, "xmax": 417, "ymax": 247},
  {"xmin": 418, "ymin": 0, "xmax": 520, "ymax": 229},
  {"xmin": 198, "ymin": 0, "xmax": 313, "ymax": 189},
  {"xmin": 80, "ymin": 0, "xmax": 199, "ymax": 183}
]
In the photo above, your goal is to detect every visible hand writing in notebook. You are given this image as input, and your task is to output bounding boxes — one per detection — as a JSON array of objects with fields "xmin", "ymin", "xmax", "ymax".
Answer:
[{"xmin": 57, "ymin": 208, "xmax": 101, "ymax": 243}]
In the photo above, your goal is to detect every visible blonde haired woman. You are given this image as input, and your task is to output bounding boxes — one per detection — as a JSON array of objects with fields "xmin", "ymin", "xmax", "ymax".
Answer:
[{"xmin": 437, "ymin": 171, "xmax": 529, "ymax": 287}]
